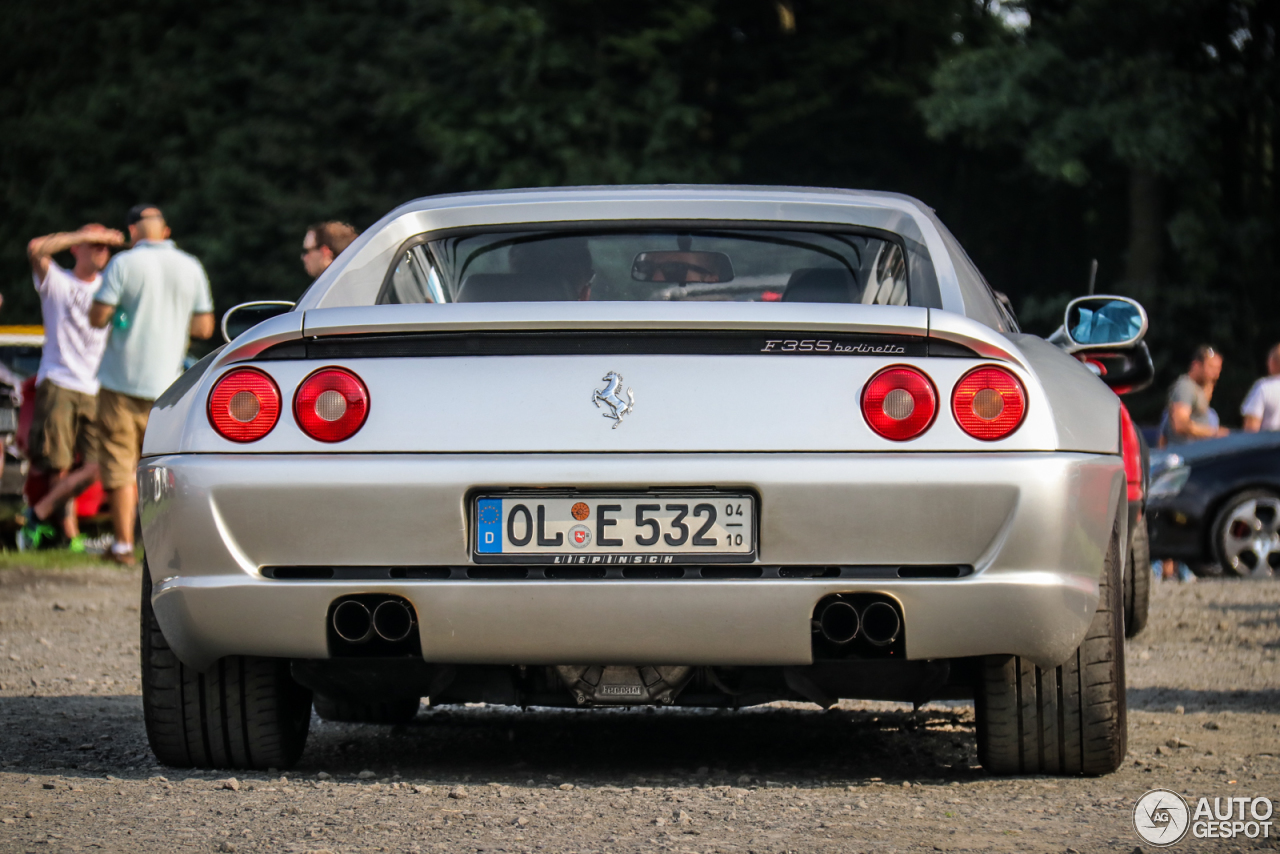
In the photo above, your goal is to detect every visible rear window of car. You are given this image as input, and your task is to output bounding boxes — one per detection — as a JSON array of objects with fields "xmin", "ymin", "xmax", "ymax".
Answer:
[{"xmin": 378, "ymin": 229, "xmax": 918, "ymax": 307}]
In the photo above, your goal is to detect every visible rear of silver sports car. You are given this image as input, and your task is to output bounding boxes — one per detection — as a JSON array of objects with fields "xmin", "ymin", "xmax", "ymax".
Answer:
[{"xmin": 136, "ymin": 189, "xmax": 1128, "ymax": 774}]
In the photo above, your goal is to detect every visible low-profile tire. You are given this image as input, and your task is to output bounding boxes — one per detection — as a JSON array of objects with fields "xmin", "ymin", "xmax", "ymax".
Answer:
[
  {"xmin": 141, "ymin": 563, "xmax": 313, "ymax": 769},
  {"xmin": 1124, "ymin": 518, "xmax": 1151, "ymax": 638},
  {"xmin": 313, "ymin": 694, "xmax": 421, "ymax": 724},
  {"xmin": 1211, "ymin": 488, "xmax": 1280, "ymax": 578},
  {"xmin": 975, "ymin": 524, "xmax": 1127, "ymax": 776}
]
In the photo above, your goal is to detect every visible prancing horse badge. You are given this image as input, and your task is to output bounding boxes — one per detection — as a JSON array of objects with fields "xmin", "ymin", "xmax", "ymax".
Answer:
[{"xmin": 591, "ymin": 371, "xmax": 635, "ymax": 428}]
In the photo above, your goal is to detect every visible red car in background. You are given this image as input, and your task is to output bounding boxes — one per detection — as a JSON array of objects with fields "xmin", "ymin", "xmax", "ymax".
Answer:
[{"xmin": 0, "ymin": 326, "xmax": 104, "ymax": 534}]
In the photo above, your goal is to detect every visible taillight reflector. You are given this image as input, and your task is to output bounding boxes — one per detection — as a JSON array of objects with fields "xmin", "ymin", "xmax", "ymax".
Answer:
[
  {"xmin": 1120, "ymin": 403, "xmax": 1143, "ymax": 500},
  {"xmin": 861, "ymin": 366, "xmax": 938, "ymax": 441},
  {"xmin": 207, "ymin": 368, "xmax": 281, "ymax": 443},
  {"xmin": 952, "ymin": 366, "xmax": 1026, "ymax": 440},
  {"xmin": 294, "ymin": 367, "xmax": 369, "ymax": 442}
]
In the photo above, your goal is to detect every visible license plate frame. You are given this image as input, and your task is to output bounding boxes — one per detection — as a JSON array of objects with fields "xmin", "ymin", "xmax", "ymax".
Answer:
[{"xmin": 471, "ymin": 491, "xmax": 757, "ymax": 565}]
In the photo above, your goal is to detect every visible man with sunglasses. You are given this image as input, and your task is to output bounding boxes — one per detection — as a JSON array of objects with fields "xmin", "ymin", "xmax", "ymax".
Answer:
[
  {"xmin": 301, "ymin": 221, "xmax": 359, "ymax": 280},
  {"xmin": 19, "ymin": 223, "xmax": 124, "ymax": 551}
]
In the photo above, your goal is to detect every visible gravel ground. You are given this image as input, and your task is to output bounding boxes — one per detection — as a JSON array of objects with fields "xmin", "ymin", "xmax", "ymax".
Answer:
[{"xmin": 0, "ymin": 566, "xmax": 1277, "ymax": 853}]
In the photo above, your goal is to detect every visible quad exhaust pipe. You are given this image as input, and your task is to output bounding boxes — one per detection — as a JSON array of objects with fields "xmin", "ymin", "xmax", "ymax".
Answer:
[
  {"xmin": 815, "ymin": 598, "xmax": 902, "ymax": 647},
  {"xmin": 330, "ymin": 596, "xmax": 417, "ymax": 646}
]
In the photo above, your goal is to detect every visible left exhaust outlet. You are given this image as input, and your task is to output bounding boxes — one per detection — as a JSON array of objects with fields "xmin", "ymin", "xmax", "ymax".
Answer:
[{"xmin": 332, "ymin": 600, "xmax": 373, "ymax": 643}]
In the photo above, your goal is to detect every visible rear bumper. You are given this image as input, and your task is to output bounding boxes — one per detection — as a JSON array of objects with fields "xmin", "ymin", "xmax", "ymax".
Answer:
[{"xmin": 140, "ymin": 452, "xmax": 1124, "ymax": 672}]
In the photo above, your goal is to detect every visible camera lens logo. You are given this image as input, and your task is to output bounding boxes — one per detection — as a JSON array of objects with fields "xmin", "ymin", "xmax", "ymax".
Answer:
[{"xmin": 1133, "ymin": 789, "xmax": 1191, "ymax": 846}]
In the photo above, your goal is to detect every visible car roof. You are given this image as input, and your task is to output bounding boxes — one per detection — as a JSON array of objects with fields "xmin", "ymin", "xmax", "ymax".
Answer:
[{"xmin": 295, "ymin": 185, "xmax": 1002, "ymax": 327}]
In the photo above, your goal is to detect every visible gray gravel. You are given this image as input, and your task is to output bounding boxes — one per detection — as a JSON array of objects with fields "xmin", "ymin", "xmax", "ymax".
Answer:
[{"xmin": 1, "ymin": 566, "xmax": 1278, "ymax": 853}]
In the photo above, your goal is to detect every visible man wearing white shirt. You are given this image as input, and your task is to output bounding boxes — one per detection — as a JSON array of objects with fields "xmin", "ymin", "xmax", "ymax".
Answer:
[
  {"xmin": 1242, "ymin": 344, "xmax": 1280, "ymax": 432},
  {"xmin": 22, "ymin": 223, "xmax": 123, "ymax": 548}
]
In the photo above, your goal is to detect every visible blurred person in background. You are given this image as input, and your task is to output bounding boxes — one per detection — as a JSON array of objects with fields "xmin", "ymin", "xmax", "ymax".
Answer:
[
  {"xmin": 301, "ymin": 221, "xmax": 359, "ymax": 280},
  {"xmin": 88, "ymin": 204, "xmax": 214, "ymax": 564},
  {"xmin": 1161, "ymin": 345, "xmax": 1229, "ymax": 447},
  {"xmin": 19, "ymin": 223, "xmax": 123, "ymax": 550},
  {"xmin": 1241, "ymin": 344, "xmax": 1280, "ymax": 432},
  {"xmin": 1159, "ymin": 344, "xmax": 1229, "ymax": 580}
]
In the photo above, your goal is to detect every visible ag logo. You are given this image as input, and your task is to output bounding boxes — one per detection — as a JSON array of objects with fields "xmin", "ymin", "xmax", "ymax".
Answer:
[{"xmin": 1133, "ymin": 789, "xmax": 1191, "ymax": 846}]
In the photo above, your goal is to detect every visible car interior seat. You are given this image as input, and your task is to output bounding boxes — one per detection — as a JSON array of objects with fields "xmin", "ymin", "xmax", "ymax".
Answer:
[
  {"xmin": 456, "ymin": 273, "xmax": 582, "ymax": 302},
  {"xmin": 781, "ymin": 268, "xmax": 858, "ymax": 303}
]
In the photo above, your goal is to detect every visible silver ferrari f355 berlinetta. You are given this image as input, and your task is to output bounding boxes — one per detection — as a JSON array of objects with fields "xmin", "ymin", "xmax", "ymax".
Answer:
[{"xmin": 138, "ymin": 186, "xmax": 1150, "ymax": 775}]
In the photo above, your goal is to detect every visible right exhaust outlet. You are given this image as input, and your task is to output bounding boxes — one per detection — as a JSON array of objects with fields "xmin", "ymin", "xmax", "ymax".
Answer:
[{"xmin": 810, "ymin": 594, "xmax": 904, "ymax": 658}]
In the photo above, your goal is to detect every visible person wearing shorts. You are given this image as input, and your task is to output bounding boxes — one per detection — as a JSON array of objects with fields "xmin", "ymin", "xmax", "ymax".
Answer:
[
  {"xmin": 88, "ymin": 204, "xmax": 215, "ymax": 564},
  {"xmin": 21, "ymin": 223, "xmax": 122, "ymax": 548}
]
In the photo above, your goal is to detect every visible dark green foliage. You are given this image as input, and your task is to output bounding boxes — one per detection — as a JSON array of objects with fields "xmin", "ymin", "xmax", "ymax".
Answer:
[
  {"xmin": 922, "ymin": 0, "xmax": 1280, "ymax": 421},
  {"xmin": 2, "ymin": 1, "xmax": 1275, "ymax": 423}
]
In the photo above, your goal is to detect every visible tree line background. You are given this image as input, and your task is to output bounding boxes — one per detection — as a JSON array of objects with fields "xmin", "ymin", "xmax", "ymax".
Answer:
[{"xmin": 2, "ymin": 0, "xmax": 1276, "ymax": 423}]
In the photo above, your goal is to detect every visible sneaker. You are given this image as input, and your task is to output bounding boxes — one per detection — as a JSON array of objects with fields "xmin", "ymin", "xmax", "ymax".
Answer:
[
  {"xmin": 16, "ymin": 509, "xmax": 57, "ymax": 552},
  {"xmin": 77, "ymin": 533, "xmax": 115, "ymax": 556}
]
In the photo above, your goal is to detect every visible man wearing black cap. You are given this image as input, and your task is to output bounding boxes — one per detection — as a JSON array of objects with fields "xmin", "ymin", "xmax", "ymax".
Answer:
[{"xmin": 87, "ymin": 204, "xmax": 215, "ymax": 564}]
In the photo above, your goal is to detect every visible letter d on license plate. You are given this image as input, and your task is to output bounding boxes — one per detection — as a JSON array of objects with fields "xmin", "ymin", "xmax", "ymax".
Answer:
[{"xmin": 473, "ymin": 493, "xmax": 755, "ymax": 564}]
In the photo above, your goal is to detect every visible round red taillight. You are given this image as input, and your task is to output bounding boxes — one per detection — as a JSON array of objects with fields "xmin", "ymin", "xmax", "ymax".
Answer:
[
  {"xmin": 952, "ymin": 366, "xmax": 1027, "ymax": 440},
  {"xmin": 861, "ymin": 366, "xmax": 938, "ymax": 441},
  {"xmin": 294, "ymin": 367, "xmax": 369, "ymax": 442},
  {"xmin": 207, "ymin": 368, "xmax": 281, "ymax": 443}
]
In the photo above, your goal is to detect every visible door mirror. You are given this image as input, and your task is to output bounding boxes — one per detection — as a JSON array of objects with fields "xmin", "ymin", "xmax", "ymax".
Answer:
[
  {"xmin": 221, "ymin": 301, "xmax": 296, "ymax": 343},
  {"xmin": 1063, "ymin": 296, "xmax": 1147, "ymax": 350}
]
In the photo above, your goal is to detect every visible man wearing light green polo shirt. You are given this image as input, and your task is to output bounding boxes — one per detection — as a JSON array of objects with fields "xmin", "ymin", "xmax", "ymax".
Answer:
[{"xmin": 89, "ymin": 204, "xmax": 215, "ymax": 563}]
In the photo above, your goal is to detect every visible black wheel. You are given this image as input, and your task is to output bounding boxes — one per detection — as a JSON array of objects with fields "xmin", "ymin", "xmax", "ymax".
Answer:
[
  {"xmin": 313, "ymin": 694, "xmax": 421, "ymax": 724},
  {"xmin": 1211, "ymin": 489, "xmax": 1280, "ymax": 578},
  {"xmin": 140, "ymin": 563, "xmax": 313, "ymax": 769},
  {"xmin": 975, "ymin": 524, "xmax": 1127, "ymax": 776},
  {"xmin": 1124, "ymin": 518, "xmax": 1151, "ymax": 638}
]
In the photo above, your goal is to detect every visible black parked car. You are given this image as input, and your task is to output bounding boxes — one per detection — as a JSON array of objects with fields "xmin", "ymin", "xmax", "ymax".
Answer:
[{"xmin": 1147, "ymin": 432, "xmax": 1280, "ymax": 577}]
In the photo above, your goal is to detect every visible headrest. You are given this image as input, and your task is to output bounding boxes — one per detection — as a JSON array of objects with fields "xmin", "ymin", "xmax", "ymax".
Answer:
[
  {"xmin": 781, "ymin": 267, "xmax": 857, "ymax": 303},
  {"xmin": 456, "ymin": 273, "xmax": 581, "ymax": 303}
]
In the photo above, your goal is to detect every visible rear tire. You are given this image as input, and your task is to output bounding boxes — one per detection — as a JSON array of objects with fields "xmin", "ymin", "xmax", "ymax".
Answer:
[
  {"xmin": 140, "ymin": 563, "xmax": 313, "ymax": 769},
  {"xmin": 975, "ymin": 524, "xmax": 1127, "ymax": 776},
  {"xmin": 1124, "ymin": 519, "xmax": 1151, "ymax": 638},
  {"xmin": 313, "ymin": 694, "xmax": 421, "ymax": 724}
]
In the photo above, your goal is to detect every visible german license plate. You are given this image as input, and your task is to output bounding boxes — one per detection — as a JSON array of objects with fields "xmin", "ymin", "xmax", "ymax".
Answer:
[{"xmin": 473, "ymin": 493, "xmax": 755, "ymax": 564}]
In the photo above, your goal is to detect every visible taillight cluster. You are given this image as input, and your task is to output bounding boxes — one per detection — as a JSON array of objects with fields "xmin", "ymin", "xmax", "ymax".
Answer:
[
  {"xmin": 208, "ymin": 366, "xmax": 369, "ymax": 443},
  {"xmin": 860, "ymin": 364, "xmax": 1026, "ymax": 442}
]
